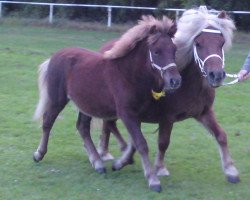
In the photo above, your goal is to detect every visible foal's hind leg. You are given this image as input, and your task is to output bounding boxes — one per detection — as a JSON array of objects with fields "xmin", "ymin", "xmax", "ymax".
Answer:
[
  {"xmin": 33, "ymin": 102, "xmax": 67, "ymax": 162},
  {"xmin": 76, "ymin": 112, "xmax": 106, "ymax": 174},
  {"xmin": 154, "ymin": 121, "xmax": 173, "ymax": 176},
  {"xmin": 98, "ymin": 120, "xmax": 128, "ymax": 161},
  {"xmin": 197, "ymin": 108, "xmax": 240, "ymax": 183}
]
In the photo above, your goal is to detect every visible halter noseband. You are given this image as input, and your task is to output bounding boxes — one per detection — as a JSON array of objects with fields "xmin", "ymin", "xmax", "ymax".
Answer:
[
  {"xmin": 193, "ymin": 28, "xmax": 225, "ymax": 77},
  {"xmin": 149, "ymin": 50, "xmax": 177, "ymax": 77}
]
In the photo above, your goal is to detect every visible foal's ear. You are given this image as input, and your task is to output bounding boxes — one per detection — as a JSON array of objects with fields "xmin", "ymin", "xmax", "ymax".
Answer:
[
  {"xmin": 149, "ymin": 25, "xmax": 157, "ymax": 34},
  {"xmin": 169, "ymin": 21, "xmax": 177, "ymax": 37},
  {"xmin": 218, "ymin": 11, "xmax": 227, "ymax": 19}
]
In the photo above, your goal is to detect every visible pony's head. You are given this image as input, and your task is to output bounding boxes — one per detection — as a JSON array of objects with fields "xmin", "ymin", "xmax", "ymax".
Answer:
[
  {"xmin": 174, "ymin": 6, "xmax": 236, "ymax": 87},
  {"xmin": 104, "ymin": 15, "xmax": 181, "ymax": 92}
]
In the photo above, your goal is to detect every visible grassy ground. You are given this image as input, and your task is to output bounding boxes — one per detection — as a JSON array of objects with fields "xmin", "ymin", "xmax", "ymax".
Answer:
[{"xmin": 0, "ymin": 22, "xmax": 249, "ymax": 200}]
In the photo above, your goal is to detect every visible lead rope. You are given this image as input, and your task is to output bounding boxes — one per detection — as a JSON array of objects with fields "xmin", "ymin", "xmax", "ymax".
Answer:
[{"xmin": 223, "ymin": 73, "xmax": 239, "ymax": 86}]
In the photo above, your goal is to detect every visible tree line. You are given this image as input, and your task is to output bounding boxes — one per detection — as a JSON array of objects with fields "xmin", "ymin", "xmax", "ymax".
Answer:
[{"xmin": 2, "ymin": 0, "xmax": 250, "ymax": 31}]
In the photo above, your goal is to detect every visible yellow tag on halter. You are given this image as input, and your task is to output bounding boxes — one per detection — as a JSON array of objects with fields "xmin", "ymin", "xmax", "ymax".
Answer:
[{"xmin": 151, "ymin": 90, "xmax": 165, "ymax": 100}]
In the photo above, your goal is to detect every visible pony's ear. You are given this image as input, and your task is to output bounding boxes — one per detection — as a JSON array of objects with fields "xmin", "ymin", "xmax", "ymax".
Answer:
[
  {"xmin": 218, "ymin": 11, "xmax": 226, "ymax": 19},
  {"xmin": 168, "ymin": 21, "xmax": 177, "ymax": 37},
  {"xmin": 149, "ymin": 25, "xmax": 157, "ymax": 34}
]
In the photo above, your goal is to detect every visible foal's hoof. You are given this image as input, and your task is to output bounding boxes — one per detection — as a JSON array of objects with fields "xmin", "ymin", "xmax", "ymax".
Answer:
[
  {"xmin": 101, "ymin": 153, "xmax": 115, "ymax": 161},
  {"xmin": 33, "ymin": 151, "xmax": 43, "ymax": 162},
  {"xmin": 96, "ymin": 167, "xmax": 107, "ymax": 174},
  {"xmin": 227, "ymin": 176, "xmax": 240, "ymax": 184},
  {"xmin": 112, "ymin": 160, "xmax": 123, "ymax": 171},
  {"xmin": 156, "ymin": 167, "xmax": 170, "ymax": 177},
  {"xmin": 149, "ymin": 184, "xmax": 162, "ymax": 193}
]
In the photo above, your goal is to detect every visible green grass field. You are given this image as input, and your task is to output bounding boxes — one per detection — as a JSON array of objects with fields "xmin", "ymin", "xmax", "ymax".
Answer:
[{"xmin": 0, "ymin": 21, "xmax": 249, "ymax": 200}]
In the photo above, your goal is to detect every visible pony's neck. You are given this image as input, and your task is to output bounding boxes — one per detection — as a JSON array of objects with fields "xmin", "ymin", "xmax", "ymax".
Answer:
[{"xmin": 181, "ymin": 58, "xmax": 208, "ymax": 88}]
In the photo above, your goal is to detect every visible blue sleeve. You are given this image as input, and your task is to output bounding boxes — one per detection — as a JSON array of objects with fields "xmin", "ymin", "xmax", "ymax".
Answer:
[{"xmin": 242, "ymin": 52, "xmax": 250, "ymax": 72}]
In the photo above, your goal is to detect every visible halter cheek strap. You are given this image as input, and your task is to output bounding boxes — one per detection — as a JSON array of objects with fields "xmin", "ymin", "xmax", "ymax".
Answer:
[
  {"xmin": 193, "ymin": 44, "xmax": 225, "ymax": 76},
  {"xmin": 149, "ymin": 50, "xmax": 177, "ymax": 77}
]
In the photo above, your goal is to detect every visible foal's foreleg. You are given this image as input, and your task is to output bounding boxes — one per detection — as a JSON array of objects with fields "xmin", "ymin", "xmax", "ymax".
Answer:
[
  {"xmin": 98, "ymin": 120, "xmax": 128, "ymax": 161},
  {"xmin": 76, "ymin": 112, "xmax": 106, "ymax": 174},
  {"xmin": 197, "ymin": 109, "xmax": 240, "ymax": 183},
  {"xmin": 117, "ymin": 113, "xmax": 161, "ymax": 192},
  {"xmin": 154, "ymin": 121, "xmax": 173, "ymax": 176}
]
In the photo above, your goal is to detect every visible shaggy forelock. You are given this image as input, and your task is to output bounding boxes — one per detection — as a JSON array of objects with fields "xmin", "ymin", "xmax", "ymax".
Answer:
[
  {"xmin": 173, "ymin": 6, "xmax": 236, "ymax": 70},
  {"xmin": 103, "ymin": 15, "xmax": 175, "ymax": 59}
]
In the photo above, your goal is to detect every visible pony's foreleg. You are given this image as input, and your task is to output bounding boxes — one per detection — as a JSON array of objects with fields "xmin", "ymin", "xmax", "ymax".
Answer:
[
  {"xmin": 98, "ymin": 120, "xmax": 128, "ymax": 161},
  {"xmin": 197, "ymin": 109, "xmax": 240, "ymax": 183},
  {"xmin": 154, "ymin": 121, "xmax": 173, "ymax": 176},
  {"xmin": 33, "ymin": 104, "xmax": 66, "ymax": 162},
  {"xmin": 76, "ymin": 112, "xmax": 106, "ymax": 174},
  {"xmin": 116, "ymin": 113, "xmax": 161, "ymax": 192}
]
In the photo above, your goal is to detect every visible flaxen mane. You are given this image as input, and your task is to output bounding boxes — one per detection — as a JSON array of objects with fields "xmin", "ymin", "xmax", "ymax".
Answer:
[
  {"xmin": 104, "ymin": 15, "xmax": 175, "ymax": 59},
  {"xmin": 174, "ymin": 6, "xmax": 236, "ymax": 70}
]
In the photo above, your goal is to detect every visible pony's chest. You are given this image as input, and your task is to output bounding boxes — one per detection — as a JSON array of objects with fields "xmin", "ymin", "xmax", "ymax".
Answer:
[{"xmin": 170, "ymin": 86, "xmax": 214, "ymax": 120}]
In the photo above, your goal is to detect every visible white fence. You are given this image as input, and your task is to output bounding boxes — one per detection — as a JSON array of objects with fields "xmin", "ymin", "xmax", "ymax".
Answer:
[{"xmin": 0, "ymin": 1, "xmax": 250, "ymax": 27}]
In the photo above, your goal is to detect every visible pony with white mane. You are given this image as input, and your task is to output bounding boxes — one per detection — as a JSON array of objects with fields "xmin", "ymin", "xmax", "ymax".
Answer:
[
  {"xmin": 97, "ymin": 6, "xmax": 240, "ymax": 191},
  {"xmin": 175, "ymin": 6, "xmax": 235, "ymax": 70}
]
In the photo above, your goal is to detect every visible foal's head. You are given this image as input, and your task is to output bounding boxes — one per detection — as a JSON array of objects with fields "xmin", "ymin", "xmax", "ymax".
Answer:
[
  {"xmin": 104, "ymin": 15, "xmax": 181, "ymax": 92},
  {"xmin": 174, "ymin": 6, "xmax": 236, "ymax": 87}
]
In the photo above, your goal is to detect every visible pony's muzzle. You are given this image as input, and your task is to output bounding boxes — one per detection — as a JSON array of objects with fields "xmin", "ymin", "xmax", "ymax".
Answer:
[{"xmin": 208, "ymin": 70, "xmax": 226, "ymax": 87}]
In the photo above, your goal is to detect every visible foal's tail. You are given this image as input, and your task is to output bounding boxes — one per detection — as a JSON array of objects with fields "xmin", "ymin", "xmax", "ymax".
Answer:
[{"xmin": 33, "ymin": 59, "xmax": 50, "ymax": 121}]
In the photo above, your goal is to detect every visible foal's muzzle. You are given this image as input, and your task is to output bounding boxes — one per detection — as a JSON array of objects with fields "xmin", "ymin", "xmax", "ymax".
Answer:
[{"xmin": 164, "ymin": 74, "xmax": 182, "ymax": 92}]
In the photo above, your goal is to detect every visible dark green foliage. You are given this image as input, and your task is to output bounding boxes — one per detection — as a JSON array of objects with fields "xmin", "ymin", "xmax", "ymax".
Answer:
[{"xmin": 1, "ymin": 0, "xmax": 249, "ymax": 30}]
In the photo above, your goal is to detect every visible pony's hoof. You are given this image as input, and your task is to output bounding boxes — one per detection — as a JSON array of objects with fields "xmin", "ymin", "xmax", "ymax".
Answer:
[
  {"xmin": 96, "ymin": 167, "xmax": 107, "ymax": 174},
  {"xmin": 227, "ymin": 176, "xmax": 240, "ymax": 183},
  {"xmin": 149, "ymin": 184, "xmax": 162, "ymax": 193},
  {"xmin": 112, "ymin": 160, "xmax": 123, "ymax": 171},
  {"xmin": 33, "ymin": 151, "xmax": 42, "ymax": 162}
]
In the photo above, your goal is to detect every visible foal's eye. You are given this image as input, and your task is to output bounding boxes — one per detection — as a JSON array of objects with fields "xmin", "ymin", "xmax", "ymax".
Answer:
[{"xmin": 154, "ymin": 50, "xmax": 161, "ymax": 56}]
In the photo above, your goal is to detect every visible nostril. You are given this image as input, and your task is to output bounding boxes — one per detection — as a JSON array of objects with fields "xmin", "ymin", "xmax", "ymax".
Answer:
[
  {"xmin": 209, "ymin": 72, "xmax": 215, "ymax": 80},
  {"xmin": 170, "ymin": 78, "xmax": 175, "ymax": 87},
  {"xmin": 222, "ymin": 71, "xmax": 226, "ymax": 79}
]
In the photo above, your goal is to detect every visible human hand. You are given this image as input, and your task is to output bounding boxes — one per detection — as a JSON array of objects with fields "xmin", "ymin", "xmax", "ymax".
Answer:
[{"xmin": 238, "ymin": 69, "xmax": 250, "ymax": 82}]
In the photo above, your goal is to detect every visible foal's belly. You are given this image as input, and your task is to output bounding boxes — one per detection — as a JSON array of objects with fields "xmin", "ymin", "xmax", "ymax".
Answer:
[
  {"xmin": 69, "ymin": 91, "xmax": 117, "ymax": 119},
  {"xmin": 67, "ymin": 67, "xmax": 117, "ymax": 119}
]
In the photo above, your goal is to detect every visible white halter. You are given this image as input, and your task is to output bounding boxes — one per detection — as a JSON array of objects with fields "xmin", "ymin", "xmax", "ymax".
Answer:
[
  {"xmin": 149, "ymin": 50, "xmax": 177, "ymax": 77},
  {"xmin": 193, "ymin": 28, "xmax": 225, "ymax": 77}
]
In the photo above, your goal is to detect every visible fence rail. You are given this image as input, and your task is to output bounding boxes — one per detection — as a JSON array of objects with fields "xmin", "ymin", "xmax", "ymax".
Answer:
[{"xmin": 0, "ymin": 1, "xmax": 249, "ymax": 27}]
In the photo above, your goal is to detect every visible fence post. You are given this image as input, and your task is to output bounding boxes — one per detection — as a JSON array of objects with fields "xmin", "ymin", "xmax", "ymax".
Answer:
[
  {"xmin": 0, "ymin": 2, "xmax": 2, "ymax": 18},
  {"xmin": 176, "ymin": 10, "xmax": 179, "ymax": 21},
  {"xmin": 49, "ymin": 4, "xmax": 54, "ymax": 24},
  {"xmin": 107, "ymin": 7, "xmax": 112, "ymax": 27}
]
